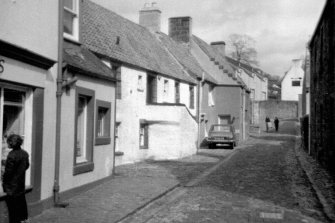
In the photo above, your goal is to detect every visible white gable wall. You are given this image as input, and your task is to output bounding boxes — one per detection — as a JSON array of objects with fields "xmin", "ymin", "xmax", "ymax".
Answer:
[
  {"xmin": 116, "ymin": 66, "xmax": 197, "ymax": 165},
  {"xmin": 281, "ymin": 59, "xmax": 304, "ymax": 101}
]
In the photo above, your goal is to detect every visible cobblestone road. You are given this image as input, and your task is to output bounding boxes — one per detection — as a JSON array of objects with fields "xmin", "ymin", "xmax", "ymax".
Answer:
[{"xmin": 130, "ymin": 120, "xmax": 328, "ymax": 223}]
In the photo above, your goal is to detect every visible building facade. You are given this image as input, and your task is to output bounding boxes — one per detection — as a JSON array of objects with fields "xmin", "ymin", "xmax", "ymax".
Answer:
[
  {"xmin": 309, "ymin": 0, "xmax": 335, "ymax": 174},
  {"xmin": 82, "ymin": 1, "xmax": 199, "ymax": 166},
  {"xmin": 0, "ymin": 0, "xmax": 117, "ymax": 220},
  {"xmin": 281, "ymin": 59, "xmax": 304, "ymax": 101}
]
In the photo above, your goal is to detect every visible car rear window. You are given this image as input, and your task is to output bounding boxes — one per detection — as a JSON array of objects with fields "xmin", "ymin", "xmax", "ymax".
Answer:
[{"xmin": 212, "ymin": 126, "xmax": 231, "ymax": 132}]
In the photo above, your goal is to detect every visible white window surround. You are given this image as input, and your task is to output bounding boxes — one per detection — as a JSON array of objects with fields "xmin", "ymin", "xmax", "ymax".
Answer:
[{"xmin": 63, "ymin": 0, "xmax": 79, "ymax": 42}]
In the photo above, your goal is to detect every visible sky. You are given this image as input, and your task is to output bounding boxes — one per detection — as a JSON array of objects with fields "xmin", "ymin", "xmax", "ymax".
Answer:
[{"xmin": 92, "ymin": 0, "xmax": 325, "ymax": 78}]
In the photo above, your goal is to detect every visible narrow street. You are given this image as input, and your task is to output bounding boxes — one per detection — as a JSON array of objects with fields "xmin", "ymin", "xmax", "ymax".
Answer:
[{"xmin": 122, "ymin": 120, "xmax": 327, "ymax": 223}]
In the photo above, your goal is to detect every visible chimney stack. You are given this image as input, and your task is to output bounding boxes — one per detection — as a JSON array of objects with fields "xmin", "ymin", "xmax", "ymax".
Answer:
[
  {"xmin": 168, "ymin": 17, "xmax": 192, "ymax": 43},
  {"xmin": 211, "ymin": 41, "xmax": 226, "ymax": 57},
  {"xmin": 139, "ymin": 2, "xmax": 161, "ymax": 33}
]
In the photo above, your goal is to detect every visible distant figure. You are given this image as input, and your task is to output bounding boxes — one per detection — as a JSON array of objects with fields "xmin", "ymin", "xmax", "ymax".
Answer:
[
  {"xmin": 274, "ymin": 117, "xmax": 279, "ymax": 132},
  {"xmin": 2, "ymin": 134, "xmax": 30, "ymax": 223},
  {"xmin": 265, "ymin": 116, "xmax": 270, "ymax": 132}
]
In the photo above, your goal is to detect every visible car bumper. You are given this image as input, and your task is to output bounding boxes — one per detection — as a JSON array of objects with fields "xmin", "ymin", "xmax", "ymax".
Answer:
[{"xmin": 207, "ymin": 138, "xmax": 235, "ymax": 143}]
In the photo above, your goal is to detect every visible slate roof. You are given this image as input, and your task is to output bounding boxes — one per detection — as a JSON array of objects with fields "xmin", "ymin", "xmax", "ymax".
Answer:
[
  {"xmin": 192, "ymin": 35, "xmax": 235, "ymax": 76},
  {"xmin": 225, "ymin": 56, "xmax": 266, "ymax": 81},
  {"xmin": 82, "ymin": 0, "xmax": 196, "ymax": 84},
  {"xmin": 63, "ymin": 40, "xmax": 116, "ymax": 81},
  {"xmin": 157, "ymin": 32, "xmax": 217, "ymax": 84}
]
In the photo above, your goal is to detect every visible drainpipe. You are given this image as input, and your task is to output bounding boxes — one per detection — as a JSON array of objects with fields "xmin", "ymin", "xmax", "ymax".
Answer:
[
  {"xmin": 112, "ymin": 82, "xmax": 117, "ymax": 174},
  {"xmin": 53, "ymin": 0, "xmax": 69, "ymax": 208},
  {"xmin": 196, "ymin": 73, "xmax": 204, "ymax": 152}
]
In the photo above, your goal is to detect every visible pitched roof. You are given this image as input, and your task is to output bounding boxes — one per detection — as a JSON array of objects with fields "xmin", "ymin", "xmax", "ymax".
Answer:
[
  {"xmin": 157, "ymin": 32, "xmax": 217, "ymax": 84},
  {"xmin": 192, "ymin": 35, "xmax": 235, "ymax": 76},
  {"xmin": 63, "ymin": 40, "xmax": 116, "ymax": 81},
  {"xmin": 225, "ymin": 56, "xmax": 266, "ymax": 80},
  {"xmin": 82, "ymin": 0, "xmax": 196, "ymax": 84}
]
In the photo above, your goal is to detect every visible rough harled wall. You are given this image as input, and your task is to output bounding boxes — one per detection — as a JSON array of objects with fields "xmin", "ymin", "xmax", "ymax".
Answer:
[
  {"xmin": 309, "ymin": 0, "xmax": 335, "ymax": 174},
  {"xmin": 253, "ymin": 100, "xmax": 298, "ymax": 130}
]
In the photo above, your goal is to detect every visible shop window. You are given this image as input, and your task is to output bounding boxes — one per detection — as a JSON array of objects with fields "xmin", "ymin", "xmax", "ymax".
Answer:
[
  {"xmin": 0, "ymin": 86, "xmax": 32, "ymax": 194},
  {"xmin": 74, "ymin": 87, "xmax": 94, "ymax": 175},
  {"xmin": 63, "ymin": 0, "xmax": 79, "ymax": 41},
  {"xmin": 139, "ymin": 123, "xmax": 148, "ymax": 149},
  {"xmin": 95, "ymin": 100, "xmax": 111, "ymax": 145}
]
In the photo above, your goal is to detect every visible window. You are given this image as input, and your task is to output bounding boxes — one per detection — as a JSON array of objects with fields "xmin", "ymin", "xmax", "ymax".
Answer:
[
  {"xmin": 138, "ymin": 75, "xmax": 144, "ymax": 91},
  {"xmin": 139, "ymin": 122, "xmax": 148, "ymax": 149},
  {"xmin": 95, "ymin": 100, "xmax": 111, "ymax": 145},
  {"xmin": 113, "ymin": 65, "xmax": 122, "ymax": 99},
  {"xmin": 250, "ymin": 89, "xmax": 255, "ymax": 100},
  {"xmin": 292, "ymin": 80, "xmax": 301, "ymax": 87},
  {"xmin": 63, "ymin": 0, "xmax": 79, "ymax": 41},
  {"xmin": 0, "ymin": 86, "xmax": 33, "ymax": 194},
  {"xmin": 74, "ymin": 87, "xmax": 94, "ymax": 175},
  {"xmin": 208, "ymin": 85, "xmax": 215, "ymax": 106},
  {"xmin": 115, "ymin": 122, "xmax": 121, "ymax": 152},
  {"xmin": 175, "ymin": 82, "xmax": 180, "ymax": 103},
  {"xmin": 189, "ymin": 86, "xmax": 195, "ymax": 109},
  {"xmin": 147, "ymin": 75, "xmax": 157, "ymax": 104}
]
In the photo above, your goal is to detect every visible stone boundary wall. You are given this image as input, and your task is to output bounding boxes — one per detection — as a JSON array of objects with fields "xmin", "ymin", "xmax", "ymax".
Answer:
[{"xmin": 253, "ymin": 100, "xmax": 298, "ymax": 130}]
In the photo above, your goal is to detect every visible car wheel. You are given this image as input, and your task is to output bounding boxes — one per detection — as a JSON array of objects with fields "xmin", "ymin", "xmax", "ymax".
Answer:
[{"xmin": 231, "ymin": 143, "xmax": 234, "ymax": 149}]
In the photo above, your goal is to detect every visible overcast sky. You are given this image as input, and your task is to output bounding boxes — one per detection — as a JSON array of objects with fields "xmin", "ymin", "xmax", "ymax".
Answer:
[{"xmin": 92, "ymin": 0, "xmax": 325, "ymax": 77}]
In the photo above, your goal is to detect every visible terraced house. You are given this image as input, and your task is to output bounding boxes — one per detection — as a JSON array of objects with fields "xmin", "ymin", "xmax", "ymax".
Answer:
[
  {"xmin": 82, "ymin": 1, "xmax": 199, "ymax": 165},
  {"xmin": 1, "ymin": 0, "xmax": 117, "ymax": 220}
]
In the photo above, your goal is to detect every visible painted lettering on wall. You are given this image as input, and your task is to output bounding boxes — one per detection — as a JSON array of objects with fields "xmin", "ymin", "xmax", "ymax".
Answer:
[{"xmin": 0, "ymin": 59, "xmax": 4, "ymax": 73}]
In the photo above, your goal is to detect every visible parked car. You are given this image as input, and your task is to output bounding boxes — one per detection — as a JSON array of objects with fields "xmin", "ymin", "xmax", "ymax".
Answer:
[{"xmin": 207, "ymin": 124, "xmax": 237, "ymax": 149}]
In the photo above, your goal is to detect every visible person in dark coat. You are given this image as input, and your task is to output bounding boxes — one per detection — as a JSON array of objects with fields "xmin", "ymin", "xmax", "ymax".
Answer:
[
  {"xmin": 2, "ymin": 134, "xmax": 30, "ymax": 223},
  {"xmin": 274, "ymin": 117, "xmax": 279, "ymax": 132}
]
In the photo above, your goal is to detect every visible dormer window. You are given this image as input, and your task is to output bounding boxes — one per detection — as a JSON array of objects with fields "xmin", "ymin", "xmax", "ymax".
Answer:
[{"xmin": 64, "ymin": 0, "xmax": 79, "ymax": 42}]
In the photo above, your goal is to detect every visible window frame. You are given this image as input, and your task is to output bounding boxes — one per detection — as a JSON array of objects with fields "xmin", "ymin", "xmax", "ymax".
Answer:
[
  {"xmin": 175, "ymin": 81, "xmax": 180, "ymax": 104},
  {"xmin": 95, "ymin": 100, "xmax": 111, "ymax": 146},
  {"xmin": 63, "ymin": 0, "xmax": 80, "ymax": 42},
  {"xmin": 73, "ymin": 87, "xmax": 95, "ymax": 175},
  {"xmin": 292, "ymin": 80, "xmax": 301, "ymax": 87},
  {"xmin": 189, "ymin": 86, "xmax": 195, "ymax": 109},
  {"xmin": 208, "ymin": 84, "xmax": 215, "ymax": 107},
  {"xmin": 139, "ymin": 121, "xmax": 149, "ymax": 149},
  {"xmin": 147, "ymin": 74, "xmax": 158, "ymax": 104}
]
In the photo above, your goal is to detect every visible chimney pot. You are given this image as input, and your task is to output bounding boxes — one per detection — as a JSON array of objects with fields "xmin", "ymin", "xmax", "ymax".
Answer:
[{"xmin": 139, "ymin": 3, "xmax": 161, "ymax": 33}]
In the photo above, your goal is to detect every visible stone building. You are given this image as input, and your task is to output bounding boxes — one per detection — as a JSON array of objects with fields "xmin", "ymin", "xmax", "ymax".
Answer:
[
  {"xmin": 281, "ymin": 59, "xmax": 304, "ymax": 101},
  {"xmin": 309, "ymin": 0, "xmax": 335, "ymax": 173}
]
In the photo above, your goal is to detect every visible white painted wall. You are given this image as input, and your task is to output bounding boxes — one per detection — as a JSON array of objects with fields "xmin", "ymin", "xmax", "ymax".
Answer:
[
  {"xmin": 115, "ymin": 66, "xmax": 198, "ymax": 165},
  {"xmin": 281, "ymin": 59, "xmax": 304, "ymax": 101},
  {"xmin": 0, "ymin": 0, "xmax": 59, "ymax": 60},
  {"xmin": 238, "ymin": 69, "xmax": 268, "ymax": 101},
  {"xmin": 58, "ymin": 74, "xmax": 115, "ymax": 193},
  {"xmin": 0, "ymin": 1, "xmax": 59, "ymax": 201}
]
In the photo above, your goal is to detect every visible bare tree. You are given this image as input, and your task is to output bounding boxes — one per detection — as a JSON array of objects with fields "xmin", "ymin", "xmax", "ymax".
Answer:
[{"xmin": 228, "ymin": 34, "xmax": 259, "ymax": 66}]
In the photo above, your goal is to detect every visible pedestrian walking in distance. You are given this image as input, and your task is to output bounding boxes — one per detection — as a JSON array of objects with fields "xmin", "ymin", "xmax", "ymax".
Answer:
[
  {"xmin": 265, "ymin": 116, "xmax": 270, "ymax": 132},
  {"xmin": 274, "ymin": 117, "xmax": 279, "ymax": 132},
  {"xmin": 2, "ymin": 134, "xmax": 30, "ymax": 223}
]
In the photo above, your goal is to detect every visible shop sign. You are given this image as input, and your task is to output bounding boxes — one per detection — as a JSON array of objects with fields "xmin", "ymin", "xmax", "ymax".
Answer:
[{"xmin": 0, "ymin": 59, "xmax": 4, "ymax": 73}]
